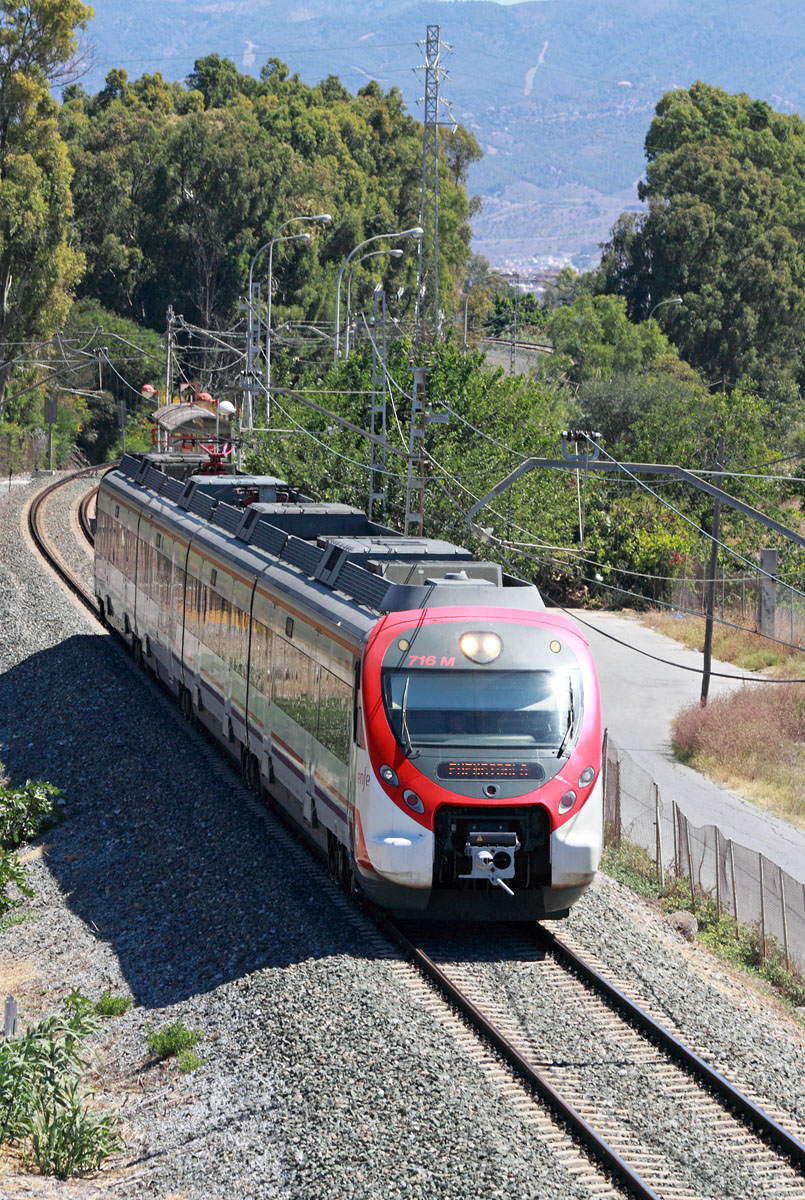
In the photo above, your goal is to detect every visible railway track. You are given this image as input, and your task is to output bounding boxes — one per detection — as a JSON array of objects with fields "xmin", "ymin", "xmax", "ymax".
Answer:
[
  {"xmin": 376, "ymin": 919, "xmax": 805, "ymax": 1199},
  {"xmin": 33, "ymin": 466, "xmax": 805, "ymax": 1200},
  {"xmin": 27, "ymin": 463, "xmax": 113, "ymax": 608}
]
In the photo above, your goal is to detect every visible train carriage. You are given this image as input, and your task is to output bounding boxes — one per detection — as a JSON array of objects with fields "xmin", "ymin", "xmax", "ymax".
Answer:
[{"xmin": 95, "ymin": 452, "xmax": 603, "ymax": 921}]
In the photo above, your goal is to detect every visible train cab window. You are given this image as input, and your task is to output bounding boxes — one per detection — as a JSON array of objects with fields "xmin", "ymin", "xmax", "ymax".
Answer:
[
  {"xmin": 382, "ymin": 668, "xmax": 583, "ymax": 752},
  {"xmin": 155, "ymin": 532, "xmax": 162, "ymax": 549},
  {"xmin": 285, "ymin": 616, "xmax": 294, "ymax": 639},
  {"xmin": 210, "ymin": 568, "xmax": 218, "ymax": 587},
  {"xmin": 114, "ymin": 504, "xmax": 119, "ymax": 518}
]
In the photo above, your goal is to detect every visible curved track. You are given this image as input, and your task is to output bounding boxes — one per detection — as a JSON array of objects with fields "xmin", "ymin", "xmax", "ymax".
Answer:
[
  {"xmin": 28, "ymin": 463, "xmax": 114, "ymax": 610},
  {"xmin": 33, "ymin": 465, "xmax": 805, "ymax": 1200}
]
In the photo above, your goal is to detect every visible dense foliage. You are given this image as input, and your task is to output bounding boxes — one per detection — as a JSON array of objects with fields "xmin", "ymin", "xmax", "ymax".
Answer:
[
  {"xmin": 58, "ymin": 56, "xmax": 477, "ymax": 336},
  {"xmin": 596, "ymin": 82, "xmax": 805, "ymax": 387},
  {"xmin": 0, "ymin": 0, "xmax": 91, "ymax": 407}
]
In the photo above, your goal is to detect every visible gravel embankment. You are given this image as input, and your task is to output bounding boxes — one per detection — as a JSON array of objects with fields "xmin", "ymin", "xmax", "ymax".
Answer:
[{"xmin": 0, "ymin": 473, "xmax": 804, "ymax": 1199}]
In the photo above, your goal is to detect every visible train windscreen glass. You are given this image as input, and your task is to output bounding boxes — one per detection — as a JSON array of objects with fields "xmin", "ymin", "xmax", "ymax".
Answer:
[{"xmin": 382, "ymin": 669, "xmax": 582, "ymax": 751}]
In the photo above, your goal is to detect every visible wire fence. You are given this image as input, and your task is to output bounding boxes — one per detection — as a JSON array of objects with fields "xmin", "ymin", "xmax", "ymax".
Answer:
[
  {"xmin": 671, "ymin": 556, "xmax": 805, "ymax": 648},
  {"xmin": 602, "ymin": 731, "xmax": 805, "ymax": 975}
]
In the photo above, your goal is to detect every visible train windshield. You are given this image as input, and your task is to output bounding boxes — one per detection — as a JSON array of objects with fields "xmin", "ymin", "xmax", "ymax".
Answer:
[{"xmin": 382, "ymin": 669, "xmax": 582, "ymax": 752}]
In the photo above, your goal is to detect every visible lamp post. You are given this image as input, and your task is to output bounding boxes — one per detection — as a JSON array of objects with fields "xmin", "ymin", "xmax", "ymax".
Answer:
[
  {"xmin": 649, "ymin": 296, "xmax": 682, "ymax": 320},
  {"xmin": 334, "ymin": 227, "xmax": 423, "ymax": 363},
  {"xmin": 345, "ymin": 248, "xmax": 403, "ymax": 359},
  {"xmin": 266, "ymin": 231, "xmax": 312, "ymax": 417},
  {"xmin": 245, "ymin": 213, "xmax": 331, "ymax": 429}
]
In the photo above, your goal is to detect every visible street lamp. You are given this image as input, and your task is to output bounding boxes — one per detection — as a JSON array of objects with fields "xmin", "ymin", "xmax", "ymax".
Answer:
[
  {"xmin": 334, "ymin": 227, "xmax": 423, "ymax": 362},
  {"xmin": 266, "ymin": 231, "xmax": 312, "ymax": 408},
  {"xmin": 648, "ymin": 296, "xmax": 682, "ymax": 320},
  {"xmin": 345, "ymin": 248, "xmax": 403, "ymax": 358},
  {"xmin": 244, "ymin": 213, "xmax": 331, "ymax": 429}
]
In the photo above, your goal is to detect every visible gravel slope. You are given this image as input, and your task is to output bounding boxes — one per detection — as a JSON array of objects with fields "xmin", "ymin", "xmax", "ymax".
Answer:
[{"xmin": 0, "ymin": 474, "xmax": 803, "ymax": 1199}]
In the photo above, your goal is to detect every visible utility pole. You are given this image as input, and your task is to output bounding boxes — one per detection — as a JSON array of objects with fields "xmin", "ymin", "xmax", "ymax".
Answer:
[
  {"xmin": 404, "ymin": 368, "xmax": 428, "ymax": 535},
  {"xmin": 239, "ymin": 282, "xmax": 262, "ymax": 439},
  {"xmin": 701, "ymin": 433, "xmax": 725, "ymax": 706},
  {"xmin": 368, "ymin": 289, "xmax": 388, "ymax": 521},
  {"xmin": 414, "ymin": 25, "xmax": 453, "ymax": 345},
  {"xmin": 165, "ymin": 305, "xmax": 175, "ymax": 412}
]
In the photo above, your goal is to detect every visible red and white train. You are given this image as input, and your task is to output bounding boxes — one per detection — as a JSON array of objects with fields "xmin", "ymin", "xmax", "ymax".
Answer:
[{"xmin": 95, "ymin": 453, "xmax": 603, "ymax": 920}]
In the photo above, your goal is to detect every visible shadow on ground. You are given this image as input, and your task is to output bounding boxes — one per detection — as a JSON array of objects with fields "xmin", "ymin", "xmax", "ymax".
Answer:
[{"xmin": 0, "ymin": 634, "xmax": 361, "ymax": 1007}]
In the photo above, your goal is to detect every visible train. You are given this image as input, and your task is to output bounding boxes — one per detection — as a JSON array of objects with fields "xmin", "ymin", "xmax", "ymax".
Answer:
[{"xmin": 94, "ymin": 451, "xmax": 603, "ymax": 921}]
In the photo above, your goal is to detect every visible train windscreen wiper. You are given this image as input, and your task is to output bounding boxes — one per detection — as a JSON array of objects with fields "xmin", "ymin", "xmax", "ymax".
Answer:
[
  {"xmin": 556, "ymin": 676, "xmax": 574, "ymax": 758},
  {"xmin": 400, "ymin": 674, "xmax": 413, "ymax": 755}
]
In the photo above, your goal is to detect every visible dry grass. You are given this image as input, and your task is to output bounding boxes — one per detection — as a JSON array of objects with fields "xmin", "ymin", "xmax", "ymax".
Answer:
[
  {"xmin": 672, "ymin": 684, "xmax": 805, "ymax": 828},
  {"xmin": 644, "ymin": 608, "xmax": 805, "ymax": 676}
]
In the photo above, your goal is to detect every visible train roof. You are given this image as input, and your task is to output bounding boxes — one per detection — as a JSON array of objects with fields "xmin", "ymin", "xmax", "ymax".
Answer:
[{"xmin": 110, "ymin": 453, "xmax": 544, "ymax": 617}]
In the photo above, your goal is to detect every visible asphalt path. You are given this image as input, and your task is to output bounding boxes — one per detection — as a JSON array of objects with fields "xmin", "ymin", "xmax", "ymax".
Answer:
[{"xmin": 567, "ymin": 609, "xmax": 805, "ymax": 883}]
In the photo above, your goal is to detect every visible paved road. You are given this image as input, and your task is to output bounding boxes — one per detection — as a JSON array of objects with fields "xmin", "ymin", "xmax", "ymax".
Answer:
[{"xmin": 567, "ymin": 609, "xmax": 805, "ymax": 883}]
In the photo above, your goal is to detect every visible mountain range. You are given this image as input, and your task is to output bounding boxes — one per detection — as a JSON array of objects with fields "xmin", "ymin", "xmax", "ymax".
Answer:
[{"xmin": 79, "ymin": 1, "xmax": 805, "ymax": 272}]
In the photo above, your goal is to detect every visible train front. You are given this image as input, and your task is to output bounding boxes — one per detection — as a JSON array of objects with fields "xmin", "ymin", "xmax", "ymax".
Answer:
[{"xmin": 353, "ymin": 608, "xmax": 603, "ymax": 920}]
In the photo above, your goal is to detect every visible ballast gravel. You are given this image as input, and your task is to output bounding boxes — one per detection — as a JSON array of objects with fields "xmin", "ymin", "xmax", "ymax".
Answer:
[{"xmin": 0, "ymin": 473, "xmax": 804, "ymax": 1200}]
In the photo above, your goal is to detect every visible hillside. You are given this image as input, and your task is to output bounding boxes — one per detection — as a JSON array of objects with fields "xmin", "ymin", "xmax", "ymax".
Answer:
[{"xmin": 78, "ymin": 0, "xmax": 805, "ymax": 270}]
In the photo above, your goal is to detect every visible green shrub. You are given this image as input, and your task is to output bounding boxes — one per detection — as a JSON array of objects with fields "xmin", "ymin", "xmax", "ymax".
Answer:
[
  {"xmin": 0, "ymin": 847, "xmax": 33, "ymax": 917},
  {"xmin": 0, "ymin": 775, "xmax": 61, "ymax": 849},
  {"xmin": 94, "ymin": 991, "xmax": 132, "ymax": 1017},
  {"xmin": 0, "ymin": 998, "xmax": 118, "ymax": 1179},
  {"xmin": 146, "ymin": 1019, "xmax": 202, "ymax": 1061},
  {"xmin": 177, "ymin": 1048, "xmax": 204, "ymax": 1075},
  {"xmin": 24, "ymin": 1077, "xmax": 123, "ymax": 1180}
]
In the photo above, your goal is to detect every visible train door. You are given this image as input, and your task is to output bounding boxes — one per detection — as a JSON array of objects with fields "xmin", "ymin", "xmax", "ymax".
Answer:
[
  {"xmin": 229, "ymin": 576, "xmax": 252, "ymax": 746},
  {"xmin": 269, "ymin": 624, "xmax": 318, "ymax": 808},
  {"xmin": 246, "ymin": 589, "xmax": 273, "ymax": 769},
  {"xmin": 197, "ymin": 558, "xmax": 228, "ymax": 725},
  {"xmin": 123, "ymin": 504, "xmax": 141, "ymax": 635},
  {"xmin": 182, "ymin": 546, "xmax": 204, "ymax": 704}
]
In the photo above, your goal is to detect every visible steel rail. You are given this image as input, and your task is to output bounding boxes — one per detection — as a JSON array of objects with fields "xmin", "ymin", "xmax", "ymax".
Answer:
[
  {"xmin": 539, "ymin": 927, "xmax": 805, "ymax": 1171},
  {"xmin": 372, "ymin": 908, "xmax": 663, "ymax": 1200},
  {"xmin": 78, "ymin": 485, "xmax": 98, "ymax": 546},
  {"xmin": 28, "ymin": 463, "xmax": 116, "ymax": 610}
]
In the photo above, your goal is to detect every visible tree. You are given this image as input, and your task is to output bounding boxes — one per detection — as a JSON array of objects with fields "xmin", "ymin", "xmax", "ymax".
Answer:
[
  {"xmin": 545, "ymin": 294, "xmax": 674, "ymax": 383},
  {"xmin": 596, "ymin": 82, "xmax": 805, "ymax": 385},
  {"xmin": 0, "ymin": 0, "xmax": 92, "ymax": 409}
]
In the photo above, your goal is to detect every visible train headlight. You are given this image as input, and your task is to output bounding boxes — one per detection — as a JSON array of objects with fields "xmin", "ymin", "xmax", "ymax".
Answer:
[
  {"xmin": 459, "ymin": 631, "xmax": 502, "ymax": 663},
  {"xmin": 380, "ymin": 764, "xmax": 399, "ymax": 787},
  {"xmin": 579, "ymin": 766, "xmax": 595, "ymax": 788},
  {"xmin": 403, "ymin": 789, "xmax": 425, "ymax": 813},
  {"xmin": 558, "ymin": 790, "xmax": 577, "ymax": 814}
]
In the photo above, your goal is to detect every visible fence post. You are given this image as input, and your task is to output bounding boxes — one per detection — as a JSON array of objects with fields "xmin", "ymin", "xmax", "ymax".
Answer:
[
  {"xmin": 613, "ymin": 754, "xmax": 621, "ymax": 849},
  {"xmin": 601, "ymin": 728, "xmax": 608, "ymax": 803},
  {"xmin": 729, "ymin": 839, "xmax": 738, "ymax": 924},
  {"xmin": 684, "ymin": 814, "xmax": 696, "ymax": 913},
  {"xmin": 714, "ymin": 826, "xmax": 721, "ymax": 918},
  {"xmin": 3, "ymin": 995, "xmax": 17, "ymax": 1038},
  {"xmin": 779, "ymin": 867, "xmax": 789, "ymax": 973},
  {"xmin": 673, "ymin": 802, "xmax": 681, "ymax": 877},
  {"xmin": 759, "ymin": 853, "xmax": 767, "ymax": 960},
  {"xmin": 654, "ymin": 783, "xmax": 664, "ymax": 888}
]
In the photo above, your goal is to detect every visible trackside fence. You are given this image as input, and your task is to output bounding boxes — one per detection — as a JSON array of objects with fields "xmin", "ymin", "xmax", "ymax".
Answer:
[{"xmin": 602, "ymin": 731, "xmax": 805, "ymax": 975}]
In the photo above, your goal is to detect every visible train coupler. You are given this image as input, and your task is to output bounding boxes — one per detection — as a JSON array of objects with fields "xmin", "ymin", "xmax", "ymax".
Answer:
[{"xmin": 459, "ymin": 830, "xmax": 519, "ymax": 895}]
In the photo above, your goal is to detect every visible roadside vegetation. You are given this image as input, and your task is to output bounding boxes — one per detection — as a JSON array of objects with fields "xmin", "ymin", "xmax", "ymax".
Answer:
[
  {"xmin": 671, "ymin": 685, "xmax": 805, "ymax": 828},
  {"xmin": 644, "ymin": 608, "xmax": 805, "ymax": 675},
  {"xmin": 637, "ymin": 610, "xmax": 805, "ymax": 826},
  {"xmin": 601, "ymin": 841, "xmax": 805, "ymax": 1012}
]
